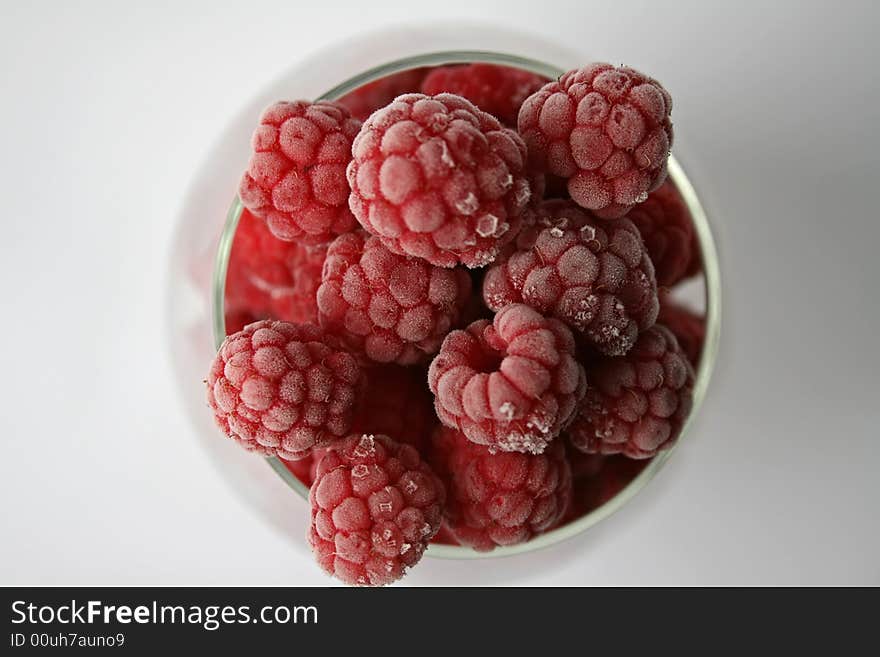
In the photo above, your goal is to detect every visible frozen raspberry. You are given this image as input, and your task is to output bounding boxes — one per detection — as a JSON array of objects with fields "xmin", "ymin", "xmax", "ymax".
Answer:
[
  {"xmin": 225, "ymin": 209, "xmax": 325, "ymax": 324},
  {"xmin": 347, "ymin": 93, "xmax": 532, "ymax": 268},
  {"xmin": 308, "ymin": 434, "xmax": 445, "ymax": 586},
  {"xmin": 421, "ymin": 63, "xmax": 548, "ymax": 126},
  {"xmin": 336, "ymin": 68, "xmax": 430, "ymax": 122},
  {"xmin": 317, "ymin": 230, "xmax": 473, "ymax": 364},
  {"xmin": 658, "ymin": 297, "xmax": 705, "ymax": 366},
  {"xmin": 482, "ymin": 199, "xmax": 659, "ymax": 356},
  {"xmin": 206, "ymin": 320, "xmax": 364, "ymax": 461},
  {"xmin": 627, "ymin": 180, "xmax": 699, "ymax": 286},
  {"xmin": 428, "ymin": 304, "xmax": 586, "ymax": 454},
  {"xmin": 430, "ymin": 426, "xmax": 571, "ymax": 551},
  {"xmin": 352, "ymin": 365, "xmax": 437, "ymax": 454},
  {"xmin": 569, "ymin": 324, "xmax": 694, "ymax": 459},
  {"xmin": 518, "ymin": 63, "xmax": 673, "ymax": 218},
  {"xmin": 239, "ymin": 101, "xmax": 361, "ymax": 245}
]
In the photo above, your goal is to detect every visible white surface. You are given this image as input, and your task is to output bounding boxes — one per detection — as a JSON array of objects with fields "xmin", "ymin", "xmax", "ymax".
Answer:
[{"xmin": 1, "ymin": 0, "xmax": 878, "ymax": 585}]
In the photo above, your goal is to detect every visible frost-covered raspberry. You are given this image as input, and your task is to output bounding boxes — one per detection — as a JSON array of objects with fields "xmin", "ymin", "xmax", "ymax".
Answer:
[
  {"xmin": 627, "ymin": 180, "xmax": 699, "ymax": 287},
  {"xmin": 518, "ymin": 63, "xmax": 673, "ymax": 218},
  {"xmin": 317, "ymin": 230, "xmax": 473, "ymax": 364},
  {"xmin": 430, "ymin": 426, "xmax": 571, "ymax": 551},
  {"xmin": 347, "ymin": 93, "xmax": 532, "ymax": 268},
  {"xmin": 658, "ymin": 298, "xmax": 705, "ymax": 366},
  {"xmin": 569, "ymin": 324, "xmax": 694, "ymax": 459},
  {"xmin": 482, "ymin": 200, "xmax": 659, "ymax": 356},
  {"xmin": 206, "ymin": 320, "xmax": 364, "ymax": 460},
  {"xmin": 308, "ymin": 434, "xmax": 445, "ymax": 586},
  {"xmin": 239, "ymin": 101, "xmax": 361, "ymax": 244},
  {"xmin": 428, "ymin": 304, "xmax": 586, "ymax": 454},
  {"xmin": 352, "ymin": 365, "xmax": 437, "ymax": 454},
  {"xmin": 421, "ymin": 63, "xmax": 548, "ymax": 126},
  {"xmin": 225, "ymin": 209, "xmax": 325, "ymax": 324},
  {"xmin": 336, "ymin": 68, "xmax": 429, "ymax": 122}
]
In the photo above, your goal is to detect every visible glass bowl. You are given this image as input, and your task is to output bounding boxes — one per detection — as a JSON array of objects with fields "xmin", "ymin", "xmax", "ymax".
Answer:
[{"xmin": 210, "ymin": 48, "xmax": 721, "ymax": 560}]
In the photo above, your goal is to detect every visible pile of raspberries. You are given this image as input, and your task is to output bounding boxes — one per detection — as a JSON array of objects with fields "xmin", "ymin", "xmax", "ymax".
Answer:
[{"xmin": 209, "ymin": 62, "xmax": 705, "ymax": 586}]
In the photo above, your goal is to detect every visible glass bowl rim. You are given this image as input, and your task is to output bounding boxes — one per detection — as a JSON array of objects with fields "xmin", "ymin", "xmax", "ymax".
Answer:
[{"xmin": 210, "ymin": 49, "xmax": 722, "ymax": 560}]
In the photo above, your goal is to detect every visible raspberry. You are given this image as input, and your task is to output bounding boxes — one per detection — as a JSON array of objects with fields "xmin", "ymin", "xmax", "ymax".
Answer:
[
  {"xmin": 308, "ymin": 434, "xmax": 445, "ymax": 586},
  {"xmin": 206, "ymin": 320, "xmax": 364, "ymax": 461},
  {"xmin": 428, "ymin": 304, "xmax": 586, "ymax": 454},
  {"xmin": 658, "ymin": 297, "xmax": 705, "ymax": 366},
  {"xmin": 225, "ymin": 209, "xmax": 325, "ymax": 324},
  {"xmin": 352, "ymin": 365, "xmax": 437, "ymax": 454},
  {"xmin": 518, "ymin": 63, "xmax": 673, "ymax": 218},
  {"xmin": 239, "ymin": 101, "xmax": 361, "ymax": 245},
  {"xmin": 482, "ymin": 199, "xmax": 659, "ymax": 356},
  {"xmin": 568, "ymin": 324, "xmax": 694, "ymax": 459},
  {"xmin": 430, "ymin": 426, "xmax": 571, "ymax": 551},
  {"xmin": 317, "ymin": 230, "xmax": 473, "ymax": 364},
  {"xmin": 336, "ymin": 68, "xmax": 430, "ymax": 122},
  {"xmin": 421, "ymin": 63, "xmax": 548, "ymax": 126},
  {"xmin": 627, "ymin": 180, "xmax": 699, "ymax": 287},
  {"xmin": 347, "ymin": 93, "xmax": 532, "ymax": 268}
]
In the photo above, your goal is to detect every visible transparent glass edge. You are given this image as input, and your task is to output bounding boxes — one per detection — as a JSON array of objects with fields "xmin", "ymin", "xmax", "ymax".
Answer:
[{"xmin": 209, "ymin": 52, "xmax": 721, "ymax": 561}]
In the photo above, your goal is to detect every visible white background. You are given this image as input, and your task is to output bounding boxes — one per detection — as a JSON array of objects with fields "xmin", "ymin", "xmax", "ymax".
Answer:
[{"xmin": 1, "ymin": 0, "xmax": 878, "ymax": 585}]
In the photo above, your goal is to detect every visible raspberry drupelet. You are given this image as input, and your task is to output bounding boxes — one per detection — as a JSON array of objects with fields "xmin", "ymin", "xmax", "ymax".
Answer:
[
  {"xmin": 239, "ymin": 101, "xmax": 361, "ymax": 245},
  {"xmin": 206, "ymin": 320, "xmax": 364, "ymax": 461},
  {"xmin": 627, "ymin": 180, "xmax": 699, "ymax": 287},
  {"xmin": 351, "ymin": 365, "xmax": 437, "ymax": 454},
  {"xmin": 347, "ymin": 93, "xmax": 532, "ymax": 268},
  {"xmin": 308, "ymin": 434, "xmax": 445, "ymax": 586},
  {"xmin": 225, "ymin": 209, "xmax": 326, "ymax": 324},
  {"xmin": 428, "ymin": 303, "xmax": 586, "ymax": 454},
  {"xmin": 568, "ymin": 324, "xmax": 694, "ymax": 459},
  {"xmin": 421, "ymin": 63, "xmax": 548, "ymax": 126},
  {"xmin": 317, "ymin": 229, "xmax": 473, "ymax": 365},
  {"xmin": 430, "ymin": 426, "xmax": 572, "ymax": 551},
  {"xmin": 482, "ymin": 199, "xmax": 659, "ymax": 356},
  {"xmin": 518, "ymin": 63, "xmax": 673, "ymax": 218}
]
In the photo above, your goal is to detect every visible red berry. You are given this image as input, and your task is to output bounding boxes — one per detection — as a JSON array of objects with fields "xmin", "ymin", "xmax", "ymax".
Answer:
[
  {"xmin": 430, "ymin": 426, "xmax": 572, "ymax": 551},
  {"xmin": 225, "ymin": 209, "xmax": 325, "ymax": 324},
  {"xmin": 308, "ymin": 434, "xmax": 445, "ymax": 586},
  {"xmin": 657, "ymin": 297, "xmax": 705, "ymax": 367},
  {"xmin": 317, "ymin": 230, "xmax": 473, "ymax": 364},
  {"xmin": 206, "ymin": 320, "xmax": 364, "ymax": 460},
  {"xmin": 569, "ymin": 324, "xmax": 694, "ymax": 459},
  {"xmin": 627, "ymin": 180, "xmax": 699, "ymax": 287},
  {"xmin": 421, "ymin": 63, "xmax": 547, "ymax": 126},
  {"xmin": 352, "ymin": 365, "xmax": 437, "ymax": 454},
  {"xmin": 482, "ymin": 199, "xmax": 659, "ymax": 356},
  {"xmin": 239, "ymin": 101, "xmax": 361, "ymax": 245},
  {"xmin": 518, "ymin": 63, "xmax": 673, "ymax": 218},
  {"xmin": 347, "ymin": 93, "xmax": 532, "ymax": 268},
  {"xmin": 428, "ymin": 304, "xmax": 586, "ymax": 454},
  {"xmin": 336, "ymin": 68, "xmax": 430, "ymax": 122}
]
